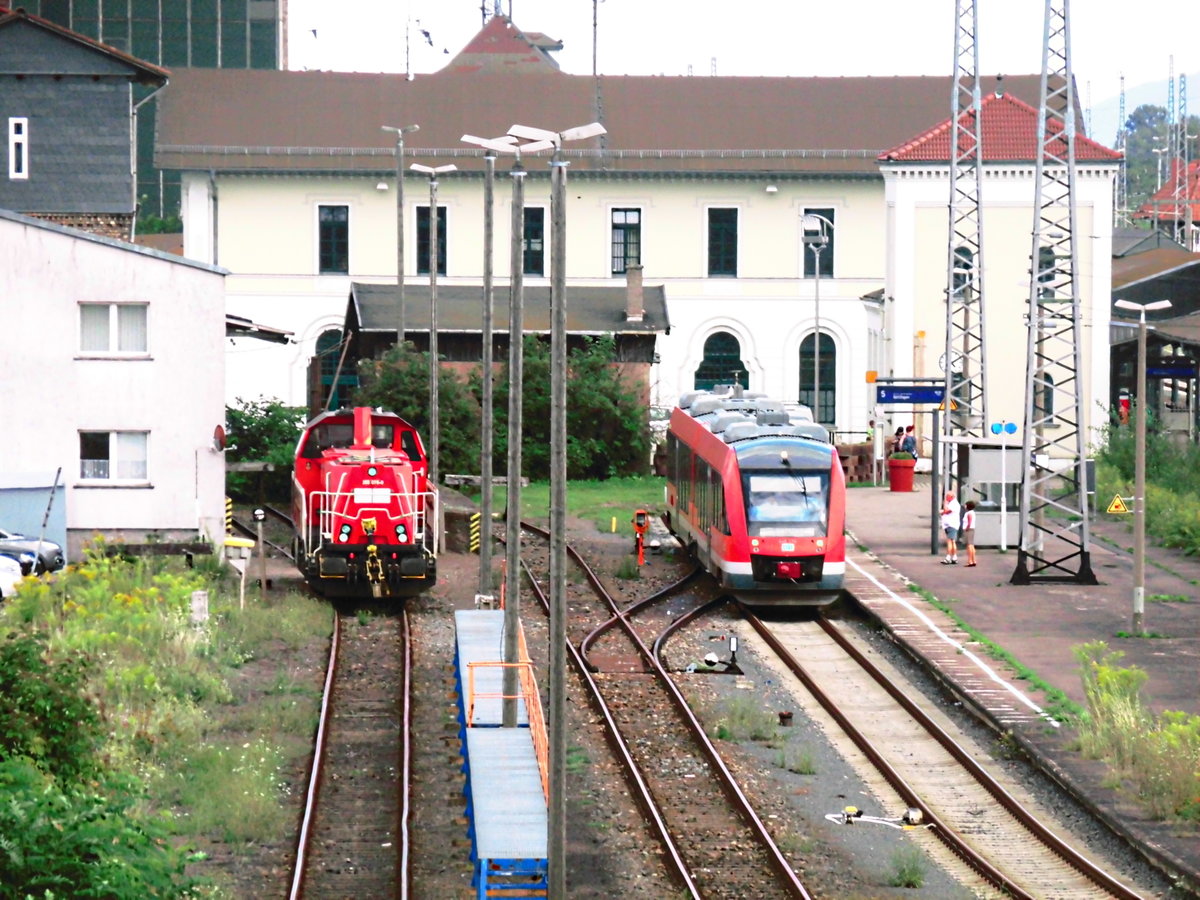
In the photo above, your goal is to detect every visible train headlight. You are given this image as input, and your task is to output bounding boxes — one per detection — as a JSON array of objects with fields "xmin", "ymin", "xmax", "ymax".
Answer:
[
  {"xmin": 339, "ymin": 523, "xmax": 352, "ymax": 542},
  {"xmin": 367, "ymin": 466, "xmax": 378, "ymax": 476}
]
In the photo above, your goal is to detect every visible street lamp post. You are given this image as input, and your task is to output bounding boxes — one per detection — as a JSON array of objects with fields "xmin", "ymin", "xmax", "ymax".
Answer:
[
  {"xmin": 1114, "ymin": 298, "xmax": 1172, "ymax": 634},
  {"xmin": 508, "ymin": 119, "xmax": 606, "ymax": 900},
  {"xmin": 381, "ymin": 124, "xmax": 419, "ymax": 345},
  {"xmin": 410, "ymin": 163, "xmax": 457, "ymax": 500},
  {"xmin": 989, "ymin": 420, "xmax": 1019, "ymax": 551},
  {"xmin": 802, "ymin": 214, "xmax": 831, "ymax": 426},
  {"xmin": 461, "ymin": 134, "xmax": 551, "ymax": 730}
]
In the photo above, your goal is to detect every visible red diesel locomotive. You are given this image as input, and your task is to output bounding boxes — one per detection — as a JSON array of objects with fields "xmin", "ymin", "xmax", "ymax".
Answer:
[
  {"xmin": 292, "ymin": 406, "xmax": 437, "ymax": 599},
  {"xmin": 664, "ymin": 389, "xmax": 846, "ymax": 605}
]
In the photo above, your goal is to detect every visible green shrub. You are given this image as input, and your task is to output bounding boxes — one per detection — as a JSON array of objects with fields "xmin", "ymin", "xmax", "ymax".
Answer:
[
  {"xmin": 1074, "ymin": 641, "xmax": 1200, "ymax": 820},
  {"xmin": 0, "ymin": 758, "xmax": 199, "ymax": 899},
  {"xmin": 0, "ymin": 632, "xmax": 102, "ymax": 782}
]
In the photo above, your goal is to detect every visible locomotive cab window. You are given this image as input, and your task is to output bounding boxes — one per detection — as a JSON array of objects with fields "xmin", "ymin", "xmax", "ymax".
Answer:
[{"xmin": 743, "ymin": 472, "xmax": 829, "ymax": 537}]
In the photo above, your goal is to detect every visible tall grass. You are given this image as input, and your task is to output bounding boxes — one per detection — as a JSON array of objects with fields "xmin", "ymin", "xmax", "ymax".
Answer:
[
  {"xmin": 491, "ymin": 475, "xmax": 667, "ymax": 533},
  {"xmin": 0, "ymin": 544, "xmax": 332, "ymax": 846},
  {"xmin": 1093, "ymin": 414, "xmax": 1200, "ymax": 555},
  {"xmin": 1074, "ymin": 641, "xmax": 1200, "ymax": 821}
]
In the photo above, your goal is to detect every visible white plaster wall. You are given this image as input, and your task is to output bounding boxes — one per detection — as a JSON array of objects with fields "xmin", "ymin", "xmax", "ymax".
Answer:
[{"xmin": 0, "ymin": 214, "xmax": 227, "ymax": 553}]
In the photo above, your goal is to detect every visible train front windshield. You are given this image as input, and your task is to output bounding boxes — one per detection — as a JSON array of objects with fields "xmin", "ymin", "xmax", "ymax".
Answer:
[{"xmin": 743, "ymin": 471, "xmax": 829, "ymax": 537}]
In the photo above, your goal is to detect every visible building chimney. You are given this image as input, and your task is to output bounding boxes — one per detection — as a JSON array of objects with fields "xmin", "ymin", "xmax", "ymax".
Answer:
[{"xmin": 625, "ymin": 263, "xmax": 644, "ymax": 323}]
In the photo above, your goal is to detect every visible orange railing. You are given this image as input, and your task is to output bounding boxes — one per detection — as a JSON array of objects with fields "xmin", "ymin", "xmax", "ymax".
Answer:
[{"xmin": 465, "ymin": 630, "xmax": 549, "ymax": 805}]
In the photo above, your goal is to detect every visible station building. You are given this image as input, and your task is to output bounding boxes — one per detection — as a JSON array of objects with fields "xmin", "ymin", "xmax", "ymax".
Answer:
[{"xmin": 152, "ymin": 14, "xmax": 1120, "ymax": 444}]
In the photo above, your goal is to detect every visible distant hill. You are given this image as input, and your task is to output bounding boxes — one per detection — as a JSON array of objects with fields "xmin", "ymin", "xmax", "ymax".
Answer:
[{"xmin": 1089, "ymin": 71, "xmax": 1200, "ymax": 148}]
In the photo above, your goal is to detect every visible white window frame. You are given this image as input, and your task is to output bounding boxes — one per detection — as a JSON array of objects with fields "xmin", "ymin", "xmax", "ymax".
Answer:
[
  {"xmin": 8, "ymin": 117, "xmax": 28, "ymax": 180},
  {"xmin": 78, "ymin": 431, "xmax": 150, "ymax": 484},
  {"xmin": 78, "ymin": 303, "xmax": 149, "ymax": 357}
]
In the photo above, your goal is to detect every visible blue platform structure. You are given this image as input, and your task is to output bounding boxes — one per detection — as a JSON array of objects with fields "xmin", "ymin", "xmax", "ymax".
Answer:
[{"xmin": 454, "ymin": 610, "xmax": 548, "ymax": 898}]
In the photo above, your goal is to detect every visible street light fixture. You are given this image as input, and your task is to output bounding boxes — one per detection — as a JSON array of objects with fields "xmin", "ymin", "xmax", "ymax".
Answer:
[
  {"xmin": 410, "ymin": 162, "xmax": 456, "ymax": 502},
  {"xmin": 1114, "ymin": 297, "xmax": 1172, "ymax": 634},
  {"xmin": 508, "ymin": 118, "xmax": 606, "ymax": 900},
  {"xmin": 381, "ymin": 124, "xmax": 419, "ymax": 345},
  {"xmin": 802, "ymin": 213, "xmax": 832, "ymax": 426},
  {"xmin": 461, "ymin": 133, "xmax": 551, "ymax": 731}
]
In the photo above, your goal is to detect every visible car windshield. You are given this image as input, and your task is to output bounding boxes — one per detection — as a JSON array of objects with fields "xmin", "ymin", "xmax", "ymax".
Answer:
[{"xmin": 743, "ymin": 471, "xmax": 829, "ymax": 537}]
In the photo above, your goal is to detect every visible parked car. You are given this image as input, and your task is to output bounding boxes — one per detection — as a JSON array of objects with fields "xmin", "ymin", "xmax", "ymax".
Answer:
[
  {"xmin": 0, "ymin": 528, "xmax": 65, "ymax": 573},
  {"xmin": 0, "ymin": 553, "xmax": 24, "ymax": 599}
]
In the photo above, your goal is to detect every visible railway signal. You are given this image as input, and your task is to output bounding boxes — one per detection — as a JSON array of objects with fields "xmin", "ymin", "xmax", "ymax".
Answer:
[{"xmin": 632, "ymin": 508, "xmax": 648, "ymax": 565}]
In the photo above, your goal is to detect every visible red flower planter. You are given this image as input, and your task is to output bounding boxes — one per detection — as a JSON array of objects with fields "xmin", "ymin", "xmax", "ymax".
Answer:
[{"xmin": 888, "ymin": 458, "xmax": 916, "ymax": 492}]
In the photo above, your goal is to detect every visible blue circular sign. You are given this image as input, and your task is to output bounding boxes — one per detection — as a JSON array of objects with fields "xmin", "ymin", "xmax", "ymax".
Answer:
[
  {"xmin": 1004, "ymin": 422, "xmax": 1018, "ymax": 435},
  {"xmin": 990, "ymin": 423, "xmax": 1002, "ymax": 435}
]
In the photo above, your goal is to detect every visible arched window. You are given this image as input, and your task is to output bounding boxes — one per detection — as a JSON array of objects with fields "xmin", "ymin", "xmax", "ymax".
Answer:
[
  {"xmin": 799, "ymin": 333, "xmax": 836, "ymax": 424},
  {"xmin": 316, "ymin": 329, "xmax": 356, "ymax": 410},
  {"xmin": 693, "ymin": 331, "xmax": 749, "ymax": 391}
]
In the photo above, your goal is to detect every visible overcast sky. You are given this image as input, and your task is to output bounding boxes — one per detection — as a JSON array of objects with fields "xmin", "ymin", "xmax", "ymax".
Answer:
[{"xmin": 288, "ymin": 0, "xmax": 1198, "ymax": 141}]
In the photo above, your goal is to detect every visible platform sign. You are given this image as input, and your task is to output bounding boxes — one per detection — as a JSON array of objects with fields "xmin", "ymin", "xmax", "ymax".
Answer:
[
  {"xmin": 876, "ymin": 385, "xmax": 945, "ymax": 404},
  {"xmin": 1106, "ymin": 494, "xmax": 1132, "ymax": 514}
]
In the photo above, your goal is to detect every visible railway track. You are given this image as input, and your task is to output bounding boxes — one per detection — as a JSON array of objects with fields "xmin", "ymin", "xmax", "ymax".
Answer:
[
  {"xmin": 743, "ymin": 609, "xmax": 1150, "ymax": 899},
  {"xmin": 289, "ymin": 606, "xmax": 412, "ymax": 900},
  {"xmin": 519, "ymin": 522, "xmax": 812, "ymax": 899}
]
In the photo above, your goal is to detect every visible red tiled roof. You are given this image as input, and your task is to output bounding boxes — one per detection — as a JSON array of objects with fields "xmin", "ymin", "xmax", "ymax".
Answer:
[
  {"xmin": 444, "ymin": 15, "xmax": 559, "ymax": 74},
  {"xmin": 879, "ymin": 88, "xmax": 1120, "ymax": 163},
  {"xmin": 1133, "ymin": 159, "xmax": 1200, "ymax": 221}
]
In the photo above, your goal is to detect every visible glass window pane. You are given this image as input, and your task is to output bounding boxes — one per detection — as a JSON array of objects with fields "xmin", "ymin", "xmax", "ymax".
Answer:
[
  {"xmin": 117, "ymin": 305, "xmax": 148, "ymax": 352},
  {"xmin": 80, "ymin": 431, "xmax": 110, "ymax": 479},
  {"xmin": 117, "ymin": 432, "xmax": 148, "ymax": 479},
  {"xmin": 80, "ymin": 305, "xmax": 110, "ymax": 351}
]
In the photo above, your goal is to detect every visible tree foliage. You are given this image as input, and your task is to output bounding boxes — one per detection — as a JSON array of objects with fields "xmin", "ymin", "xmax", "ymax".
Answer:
[
  {"xmin": 1119, "ymin": 104, "xmax": 1200, "ymax": 214},
  {"xmin": 353, "ymin": 336, "xmax": 652, "ymax": 483},
  {"xmin": 492, "ymin": 336, "xmax": 652, "ymax": 481},
  {"xmin": 353, "ymin": 345, "xmax": 482, "ymax": 477},
  {"xmin": 225, "ymin": 398, "xmax": 308, "ymax": 502}
]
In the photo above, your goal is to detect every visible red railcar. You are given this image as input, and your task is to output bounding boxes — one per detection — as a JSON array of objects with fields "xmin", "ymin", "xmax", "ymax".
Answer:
[
  {"xmin": 664, "ymin": 389, "xmax": 845, "ymax": 606},
  {"xmin": 291, "ymin": 406, "xmax": 437, "ymax": 599}
]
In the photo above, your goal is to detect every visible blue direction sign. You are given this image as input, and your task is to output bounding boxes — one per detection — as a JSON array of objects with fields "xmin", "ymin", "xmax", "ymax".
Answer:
[{"xmin": 876, "ymin": 385, "xmax": 945, "ymax": 404}]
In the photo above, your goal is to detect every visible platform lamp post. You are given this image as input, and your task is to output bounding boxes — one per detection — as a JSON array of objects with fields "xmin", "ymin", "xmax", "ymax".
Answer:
[
  {"xmin": 1114, "ymin": 298, "xmax": 1172, "ymax": 635},
  {"xmin": 508, "ymin": 119, "xmax": 607, "ymax": 900},
  {"xmin": 410, "ymin": 163, "xmax": 456, "ymax": 507},
  {"xmin": 381, "ymin": 124, "xmax": 419, "ymax": 345},
  {"xmin": 802, "ymin": 213, "xmax": 832, "ymax": 427},
  {"xmin": 989, "ymin": 420, "xmax": 1019, "ymax": 551},
  {"xmin": 461, "ymin": 134, "xmax": 550, "ymax": 731}
]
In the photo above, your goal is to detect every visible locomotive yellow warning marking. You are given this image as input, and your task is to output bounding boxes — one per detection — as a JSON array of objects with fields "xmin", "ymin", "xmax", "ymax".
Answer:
[{"xmin": 1106, "ymin": 494, "xmax": 1132, "ymax": 514}]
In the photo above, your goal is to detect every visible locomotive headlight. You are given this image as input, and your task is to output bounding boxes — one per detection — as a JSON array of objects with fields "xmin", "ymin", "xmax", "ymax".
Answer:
[
  {"xmin": 367, "ymin": 466, "xmax": 378, "ymax": 477},
  {"xmin": 751, "ymin": 538, "xmax": 760, "ymax": 547},
  {"xmin": 816, "ymin": 539, "xmax": 825, "ymax": 550}
]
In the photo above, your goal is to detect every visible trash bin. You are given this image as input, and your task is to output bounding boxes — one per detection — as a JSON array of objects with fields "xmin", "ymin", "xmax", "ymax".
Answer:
[{"xmin": 887, "ymin": 457, "xmax": 916, "ymax": 492}]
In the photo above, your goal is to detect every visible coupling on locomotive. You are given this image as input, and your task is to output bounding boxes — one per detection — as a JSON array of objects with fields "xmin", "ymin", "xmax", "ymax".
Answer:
[
  {"xmin": 291, "ymin": 406, "xmax": 437, "ymax": 599},
  {"xmin": 664, "ymin": 386, "xmax": 846, "ymax": 605}
]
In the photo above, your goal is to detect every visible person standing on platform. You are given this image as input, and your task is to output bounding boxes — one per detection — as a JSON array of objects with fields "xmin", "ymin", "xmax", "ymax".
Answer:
[
  {"xmin": 962, "ymin": 501, "xmax": 977, "ymax": 567},
  {"xmin": 940, "ymin": 491, "xmax": 961, "ymax": 564},
  {"xmin": 892, "ymin": 427, "xmax": 905, "ymax": 455},
  {"xmin": 902, "ymin": 425, "xmax": 917, "ymax": 457}
]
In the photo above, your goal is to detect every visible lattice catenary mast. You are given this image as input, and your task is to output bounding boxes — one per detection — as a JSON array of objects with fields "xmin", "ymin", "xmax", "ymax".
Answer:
[
  {"xmin": 942, "ymin": 0, "xmax": 989, "ymax": 470},
  {"xmin": 1011, "ymin": 0, "xmax": 1096, "ymax": 585}
]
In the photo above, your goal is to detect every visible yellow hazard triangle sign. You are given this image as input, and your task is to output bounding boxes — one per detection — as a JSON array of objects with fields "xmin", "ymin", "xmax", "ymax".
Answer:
[{"xmin": 1106, "ymin": 494, "xmax": 1132, "ymax": 514}]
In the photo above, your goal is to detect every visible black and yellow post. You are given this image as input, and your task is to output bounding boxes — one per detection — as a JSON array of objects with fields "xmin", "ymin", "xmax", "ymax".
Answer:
[
  {"xmin": 225, "ymin": 497, "xmax": 233, "ymax": 535},
  {"xmin": 469, "ymin": 512, "xmax": 481, "ymax": 554}
]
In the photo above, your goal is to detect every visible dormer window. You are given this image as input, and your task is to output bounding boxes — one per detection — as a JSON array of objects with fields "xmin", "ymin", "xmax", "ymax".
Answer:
[{"xmin": 8, "ymin": 118, "xmax": 28, "ymax": 180}]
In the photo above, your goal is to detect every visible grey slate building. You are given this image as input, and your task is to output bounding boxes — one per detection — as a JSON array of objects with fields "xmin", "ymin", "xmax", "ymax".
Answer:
[
  {"xmin": 17, "ymin": 0, "xmax": 284, "ymax": 219},
  {"xmin": 0, "ymin": 7, "xmax": 167, "ymax": 239}
]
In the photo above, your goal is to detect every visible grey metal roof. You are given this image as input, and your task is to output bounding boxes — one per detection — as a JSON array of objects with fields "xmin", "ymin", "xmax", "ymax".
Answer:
[
  {"xmin": 348, "ymin": 281, "xmax": 669, "ymax": 335},
  {"xmin": 155, "ymin": 68, "xmax": 1047, "ymax": 178}
]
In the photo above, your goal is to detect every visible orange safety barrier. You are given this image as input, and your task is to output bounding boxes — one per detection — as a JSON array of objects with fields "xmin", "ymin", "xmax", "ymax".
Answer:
[{"xmin": 465, "ymin": 651, "xmax": 549, "ymax": 805}]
